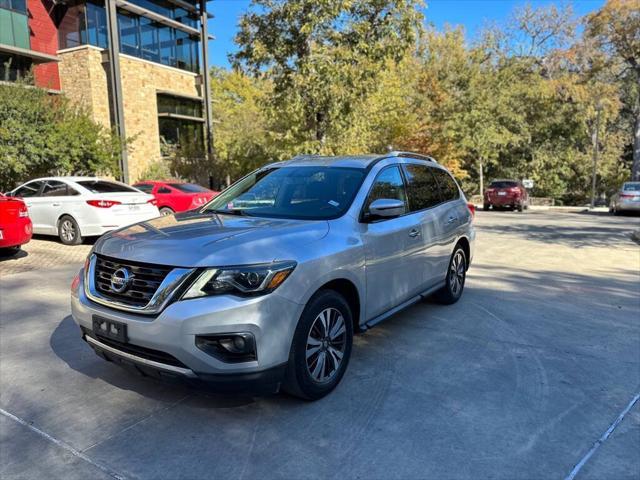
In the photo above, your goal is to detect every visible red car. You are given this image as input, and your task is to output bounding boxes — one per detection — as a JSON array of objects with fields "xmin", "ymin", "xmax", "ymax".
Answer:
[
  {"xmin": 133, "ymin": 181, "xmax": 219, "ymax": 216},
  {"xmin": 483, "ymin": 179, "xmax": 529, "ymax": 212},
  {"xmin": 0, "ymin": 194, "xmax": 33, "ymax": 254}
]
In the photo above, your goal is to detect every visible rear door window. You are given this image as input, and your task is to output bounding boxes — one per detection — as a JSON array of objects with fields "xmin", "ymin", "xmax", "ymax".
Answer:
[
  {"xmin": 402, "ymin": 164, "xmax": 441, "ymax": 212},
  {"xmin": 42, "ymin": 180, "xmax": 71, "ymax": 197},
  {"xmin": 431, "ymin": 169, "xmax": 460, "ymax": 202},
  {"xmin": 77, "ymin": 180, "xmax": 138, "ymax": 193},
  {"xmin": 133, "ymin": 184, "xmax": 154, "ymax": 194},
  {"xmin": 13, "ymin": 181, "xmax": 44, "ymax": 198},
  {"xmin": 168, "ymin": 183, "xmax": 209, "ymax": 193}
]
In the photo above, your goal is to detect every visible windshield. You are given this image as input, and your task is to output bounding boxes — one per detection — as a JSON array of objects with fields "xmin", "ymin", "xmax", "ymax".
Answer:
[
  {"xmin": 203, "ymin": 166, "xmax": 366, "ymax": 220},
  {"xmin": 623, "ymin": 182, "xmax": 640, "ymax": 191},
  {"xmin": 77, "ymin": 180, "xmax": 138, "ymax": 193},
  {"xmin": 490, "ymin": 181, "xmax": 518, "ymax": 189},
  {"xmin": 169, "ymin": 183, "xmax": 210, "ymax": 193}
]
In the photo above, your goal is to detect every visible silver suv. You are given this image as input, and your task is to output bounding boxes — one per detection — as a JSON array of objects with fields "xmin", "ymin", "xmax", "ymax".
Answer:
[{"xmin": 71, "ymin": 152, "xmax": 475, "ymax": 400}]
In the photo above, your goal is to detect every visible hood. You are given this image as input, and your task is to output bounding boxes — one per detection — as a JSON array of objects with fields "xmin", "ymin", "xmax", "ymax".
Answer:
[{"xmin": 93, "ymin": 211, "xmax": 329, "ymax": 267}]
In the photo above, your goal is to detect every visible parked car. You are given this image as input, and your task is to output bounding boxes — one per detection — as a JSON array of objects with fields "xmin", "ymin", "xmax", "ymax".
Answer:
[
  {"xmin": 483, "ymin": 179, "xmax": 529, "ymax": 211},
  {"xmin": 8, "ymin": 177, "xmax": 160, "ymax": 245},
  {"xmin": 609, "ymin": 182, "xmax": 640, "ymax": 215},
  {"xmin": 132, "ymin": 181, "xmax": 218, "ymax": 216},
  {"xmin": 0, "ymin": 194, "xmax": 32, "ymax": 254},
  {"xmin": 71, "ymin": 152, "xmax": 475, "ymax": 400}
]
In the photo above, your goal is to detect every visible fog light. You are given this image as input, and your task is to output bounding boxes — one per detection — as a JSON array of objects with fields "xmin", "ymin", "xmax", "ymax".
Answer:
[{"xmin": 195, "ymin": 333, "xmax": 256, "ymax": 363}]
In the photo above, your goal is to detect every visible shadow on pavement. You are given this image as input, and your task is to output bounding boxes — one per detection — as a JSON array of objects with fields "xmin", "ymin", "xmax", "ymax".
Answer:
[
  {"xmin": 479, "ymin": 218, "xmax": 640, "ymax": 249},
  {"xmin": 0, "ymin": 248, "xmax": 28, "ymax": 262},
  {"xmin": 49, "ymin": 316, "xmax": 258, "ymax": 408}
]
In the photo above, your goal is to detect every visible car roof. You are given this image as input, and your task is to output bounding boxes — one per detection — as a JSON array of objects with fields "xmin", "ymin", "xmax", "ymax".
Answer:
[
  {"xmin": 23, "ymin": 176, "xmax": 112, "ymax": 183},
  {"xmin": 267, "ymin": 151, "xmax": 438, "ymax": 169}
]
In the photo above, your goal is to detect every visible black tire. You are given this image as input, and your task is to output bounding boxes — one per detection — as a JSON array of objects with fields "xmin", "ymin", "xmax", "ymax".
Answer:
[
  {"xmin": 58, "ymin": 215, "xmax": 82, "ymax": 245},
  {"xmin": 483, "ymin": 203, "xmax": 490, "ymax": 211},
  {"xmin": 283, "ymin": 290, "xmax": 353, "ymax": 401},
  {"xmin": 159, "ymin": 207, "xmax": 174, "ymax": 216},
  {"xmin": 517, "ymin": 202, "xmax": 524, "ymax": 212},
  {"xmin": 434, "ymin": 246, "xmax": 467, "ymax": 305}
]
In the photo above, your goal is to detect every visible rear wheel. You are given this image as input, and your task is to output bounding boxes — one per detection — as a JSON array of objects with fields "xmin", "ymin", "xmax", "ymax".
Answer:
[
  {"xmin": 483, "ymin": 203, "xmax": 490, "ymax": 211},
  {"xmin": 283, "ymin": 290, "xmax": 353, "ymax": 400},
  {"xmin": 159, "ymin": 207, "xmax": 174, "ymax": 216},
  {"xmin": 58, "ymin": 215, "xmax": 82, "ymax": 245},
  {"xmin": 517, "ymin": 202, "xmax": 524, "ymax": 212},
  {"xmin": 434, "ymin": 247, "xmax": 467, "ymax": 305}
]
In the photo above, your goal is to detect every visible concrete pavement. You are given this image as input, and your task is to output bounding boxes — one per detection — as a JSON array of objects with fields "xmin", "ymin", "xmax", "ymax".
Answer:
[{"xmin": 1, "ymin": 210, "xmax": 639, "ymax": 479}]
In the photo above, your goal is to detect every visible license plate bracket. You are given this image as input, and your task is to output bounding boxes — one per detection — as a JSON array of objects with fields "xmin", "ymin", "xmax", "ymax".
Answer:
[{"xmin": 93, "ymin": 316, "xmax": 128, "ymax": 343}]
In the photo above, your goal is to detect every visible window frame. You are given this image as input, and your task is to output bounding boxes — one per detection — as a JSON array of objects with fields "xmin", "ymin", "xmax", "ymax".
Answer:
[{"xmin": 359, "ymin": 164, "xmax": 409, "ymax": 223}]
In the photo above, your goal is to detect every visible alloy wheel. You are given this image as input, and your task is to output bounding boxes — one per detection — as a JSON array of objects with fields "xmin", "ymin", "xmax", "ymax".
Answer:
[
  {"xmin": 305, "ymin": 307, "xmax": 346, "ymax": 383},
  {"xmin": 449, "ymin": 250, "xmax": 465, "ymax": 296},
  {"xmin": 61, "ymin": 220, "xmax": 76, "ymax": 242}
]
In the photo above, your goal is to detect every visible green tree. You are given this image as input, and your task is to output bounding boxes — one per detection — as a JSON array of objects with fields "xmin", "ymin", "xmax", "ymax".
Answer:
[
  {"xmin": 585, "ymin": 0, "xmax": 640, "ymax": 180},
  {"xmin": 0, "ymin": 84, "xmax": 122, "ymax": 191},
  {"xmin": 231, "ymin": 0, "xmax": 424, "ymax": 154}
]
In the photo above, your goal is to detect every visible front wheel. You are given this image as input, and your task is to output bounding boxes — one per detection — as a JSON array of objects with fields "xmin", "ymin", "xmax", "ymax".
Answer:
[
  {"xmin": 283, "ymin": 290, "xmax": 353, "ymax": 400},
  {"xmin": 483, "ymin": 203, "xmax": 490, "ymax": 211},
  {"xmin": 159, "ymin": 207, "xmax": 174, "ymax": 216},
  {"xmin": 58, "ymin": 215, "xmax": 82, "ymax": 245},
  {"xmin": 434, "ymin": 247, "xmax": 467, "ymax": 305}
]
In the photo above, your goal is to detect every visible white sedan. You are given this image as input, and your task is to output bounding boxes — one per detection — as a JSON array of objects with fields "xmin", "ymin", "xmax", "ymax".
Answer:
[{"xmin": 7, "ymin": 177, "xmax": 160, "ymax": 245}]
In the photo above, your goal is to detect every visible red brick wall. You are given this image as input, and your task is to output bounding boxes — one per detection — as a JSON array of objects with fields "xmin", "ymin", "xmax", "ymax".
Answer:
[{"xmin": 28, "ymin": 0, "xmax": 60, "ymax": 90}]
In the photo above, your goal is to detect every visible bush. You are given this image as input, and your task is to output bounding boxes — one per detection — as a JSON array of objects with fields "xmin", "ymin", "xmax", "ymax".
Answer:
[{"xmin": 0, "ymin": 83, "xmax": 122, "ymax": 191}]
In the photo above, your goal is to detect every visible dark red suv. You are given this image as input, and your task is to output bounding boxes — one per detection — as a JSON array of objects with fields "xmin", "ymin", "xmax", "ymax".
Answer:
[{"xmin": 483, "ymin": 180, "xmax": 529, "ymax": 212}]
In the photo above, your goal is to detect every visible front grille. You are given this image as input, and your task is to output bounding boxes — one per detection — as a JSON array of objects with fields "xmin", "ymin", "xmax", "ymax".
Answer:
[
  {"xmin": 82, "ymin": 327, "xmax": 188, "ymax": 368},
  {"xmin": 94, "ymin": 254, "xmax": 172, "ymax": 307}
]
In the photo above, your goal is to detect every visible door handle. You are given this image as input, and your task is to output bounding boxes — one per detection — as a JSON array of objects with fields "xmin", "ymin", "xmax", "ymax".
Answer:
[
  {"xmin": 446, "ymin": 216, "xmax": 458, "ymax": 225},
  {"xmin": 408, "ymin": 228, "xmax": 421, "ymax": 238}
]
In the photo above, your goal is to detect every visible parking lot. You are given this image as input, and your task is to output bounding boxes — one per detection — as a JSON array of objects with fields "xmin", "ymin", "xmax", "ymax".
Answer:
[{"xmin": 1, "ymin": 210, "xmax": 639, "ymax": 480}]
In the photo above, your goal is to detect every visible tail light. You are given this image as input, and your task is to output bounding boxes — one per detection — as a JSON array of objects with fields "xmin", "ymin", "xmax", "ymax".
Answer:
[
  {"xmin": 86, "ymin": 199, "xmax": 121, "ymax": 208},
  {"xmin": 18, "ymin": 205, "xmax": 29, "ymax": 217},
  {"xmin": 467, "ymin": 203, "xmax": 476, "ymax": 219},
  {"xmin": 147, "ymin": 198, "xmax": 158, "ymax": 206}
]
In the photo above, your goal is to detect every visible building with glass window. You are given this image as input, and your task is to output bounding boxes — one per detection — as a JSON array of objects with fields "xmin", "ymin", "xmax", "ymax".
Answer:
[{"xmin": 0, "ymin": 0, "xmax": 213, "ymax": 183}]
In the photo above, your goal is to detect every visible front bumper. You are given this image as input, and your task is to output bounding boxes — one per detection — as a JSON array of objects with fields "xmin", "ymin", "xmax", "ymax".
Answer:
[{"xmin": 71, "ymin": 271, "xmax": 303, "ymax": 392}]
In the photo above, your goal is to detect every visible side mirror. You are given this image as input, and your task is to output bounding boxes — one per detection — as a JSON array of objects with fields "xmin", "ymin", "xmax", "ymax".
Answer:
[{"xmin": 368, "ymin": 198, "xmax": 405, "ymax": 219}]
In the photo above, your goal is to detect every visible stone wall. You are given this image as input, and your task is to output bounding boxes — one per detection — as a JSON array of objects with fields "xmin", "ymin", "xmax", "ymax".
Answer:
[
  {"xmin": 57, "ymin": 45, "xmax": 201, "ymax": 182},
  {"xmin": 58, "ymin": 46, "xmax": 111, "ymax": 129}
]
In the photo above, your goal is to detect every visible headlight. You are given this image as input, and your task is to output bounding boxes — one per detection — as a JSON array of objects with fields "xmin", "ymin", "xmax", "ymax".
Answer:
[{"xmin": 182, "ymin": 261, "xmax": 296, "ymax": 299}]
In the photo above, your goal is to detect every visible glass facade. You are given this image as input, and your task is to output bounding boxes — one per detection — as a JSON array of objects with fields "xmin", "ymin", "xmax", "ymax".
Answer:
[
  {"xmin": 0, "ymin": 54, "xmax": 32, "ymax": 81},
  {"xmin": 0, "ymin": 0, "xmax": 29, "ymax": 50},
  {"xmin": 157, "ymin": 94, "xmax": 203, "ymax": 153},
  {"xmin": 57, "ymin": 0, "xmax": 201, "ymax": 73}
]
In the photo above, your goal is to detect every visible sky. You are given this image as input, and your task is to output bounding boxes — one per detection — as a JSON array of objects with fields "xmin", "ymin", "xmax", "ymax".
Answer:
[{"xmin": 206, "ymin": 0, "xmax": 605, "ymax": 68}]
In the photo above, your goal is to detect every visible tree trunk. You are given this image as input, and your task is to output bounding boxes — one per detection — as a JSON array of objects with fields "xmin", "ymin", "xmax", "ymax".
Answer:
[
  {"xmin": 633, "ymin": 106, "xmax": 640, "ymax": 181},
  {"xmin": 479, "ymin": 159, "xmax": 484, "ymax": 197}
]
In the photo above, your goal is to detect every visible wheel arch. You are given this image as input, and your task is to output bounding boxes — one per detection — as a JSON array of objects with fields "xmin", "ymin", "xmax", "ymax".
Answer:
[
  {"xmin": 455, "ymin": 236, "xmax": 471, "ymax": 271},
  {"xmin": 315, "ymin": 278, "xmax": 362, "ymax": 333},
  {"xmin": 57, "ymin": 212, "xmax": 83, "ymax": 236}
]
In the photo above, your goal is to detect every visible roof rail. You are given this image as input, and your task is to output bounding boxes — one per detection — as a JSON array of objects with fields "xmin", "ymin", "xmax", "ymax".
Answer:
[{"xmin": 387, "ymin": 151, "xmax": 437, "ymax": 163}]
